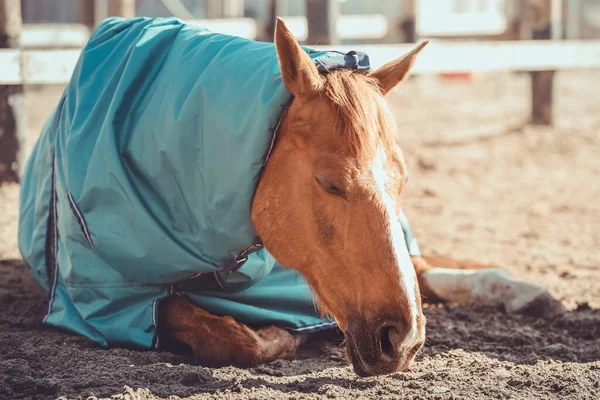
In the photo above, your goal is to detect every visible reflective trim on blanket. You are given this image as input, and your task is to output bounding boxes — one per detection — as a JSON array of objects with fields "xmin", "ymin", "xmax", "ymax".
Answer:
[
  {"xmin": 43, "ymin": 153, "xmax": 59, "ymax": 324},
  {"xmin": 67, "ymin": 191, "xmax": 95, "ymax": 249},
  {"xmin": 286, "ymin": 321, "xmax": 338, "ymax": 333}
]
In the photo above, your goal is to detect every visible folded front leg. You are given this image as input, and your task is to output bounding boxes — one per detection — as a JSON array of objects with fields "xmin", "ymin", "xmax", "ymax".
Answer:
[{"xmin": 158, "ymin": 295, "xmax": 300, "ymax": 367}]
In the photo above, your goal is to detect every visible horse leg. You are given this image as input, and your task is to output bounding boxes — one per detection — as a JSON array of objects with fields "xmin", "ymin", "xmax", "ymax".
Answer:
[
  {"xmin": 158, "ymin": 295, "xmax": 305, "ymax": 367},
  {"xmin": 411, "ymin": 255, "xmax": 565, "ymax": 317}
]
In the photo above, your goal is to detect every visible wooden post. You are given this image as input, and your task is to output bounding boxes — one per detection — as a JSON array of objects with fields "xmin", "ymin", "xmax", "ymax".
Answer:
[
  {"xmin": 381, "ymin": 1, "xmax": 402, "ymax": 44},
  {"xmin": 79, "ymin": 0, "xmax": 109, "ymax": 29},
  {"xmin": 518, "ymin": 0, "xmax": 532, "ymax": 40},
  {"xmin": 529, "ymin": 0, "xmax": 554, "ymax": 125},
  {"xmin": 80, "ymin": 0, "xmax": 134, "ymax": 28},
  {"xmin": 400, "ymin": 0, "xmax": 416, "ymax": 43},
  {"xmin": 264, "ymin": 0, "xmax": 277, "ymax": 42},
  {"xmin": 0, "ymin": 0, "xmax": 27, "ymax": 183},
  {"xmin": 305, "ymin": 0, "xmax": 339, "ymax": 45},
  {"xmin": 78, "ymin": 0, "xmax": 95, "ymax": 28},
  {"xmin": 109, "ymin": 0, "xmax": 136, "ymax": 18}
]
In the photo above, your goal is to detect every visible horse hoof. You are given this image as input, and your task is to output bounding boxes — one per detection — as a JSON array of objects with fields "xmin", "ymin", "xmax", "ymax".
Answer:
[
  {"xmin": 499, "ymin": 278, "xmax": 566, "ymax": 318},
  {"xmin": 256, "ymin": 326, "xmax": 298, "ymax": 360},
  {"xmin": 513, "ymin": 291, "xmax": 566, "ymax": 319},
  {"xmin": 470, "ymin": 269, "xmax": 566, "ymax": 319}
]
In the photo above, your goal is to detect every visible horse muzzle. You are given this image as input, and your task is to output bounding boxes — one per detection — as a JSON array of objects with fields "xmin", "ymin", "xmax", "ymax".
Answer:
[{"xmin": 344, "ymin": 316, "xmax": 425, "ymax": 377}]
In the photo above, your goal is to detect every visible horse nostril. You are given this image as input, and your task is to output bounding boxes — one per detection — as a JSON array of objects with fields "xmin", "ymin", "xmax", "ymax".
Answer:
[{"xmin": 378, "ymin": 325, "xmax": 399, "ymax": 360}]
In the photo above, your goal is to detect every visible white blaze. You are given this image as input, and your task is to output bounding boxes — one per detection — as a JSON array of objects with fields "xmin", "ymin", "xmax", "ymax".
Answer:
[{"xmin": 370, "ymin": 144, "xmax": 420, "ymax": 346}]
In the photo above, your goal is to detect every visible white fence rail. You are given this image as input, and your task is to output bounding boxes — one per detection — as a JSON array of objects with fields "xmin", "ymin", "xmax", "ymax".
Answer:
[
  {"xmin": 21, "ymin": 23, "xmax": 90, "ymax": 48},
  {"xmin": 2, "ymin": 40, "xmax": 600, "ymax": 86},
  {"xmin": 312, "ymin": 40, "xmax": 600, "ymax": 72}
]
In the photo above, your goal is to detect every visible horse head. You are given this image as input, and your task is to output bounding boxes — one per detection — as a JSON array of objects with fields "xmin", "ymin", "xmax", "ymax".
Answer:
[{"xmin": 252, "ymin": 18, "xmax": 428, "ymax": 376}]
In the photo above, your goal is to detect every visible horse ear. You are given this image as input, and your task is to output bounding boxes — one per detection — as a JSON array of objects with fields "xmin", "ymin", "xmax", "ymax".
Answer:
[
  {"xmin": 274, "ymin": 17, "xmax": 324, "ymax": 97},
  {"xmin": 369, "ymin": 41, "xmax": 429, "ymax": 95}
]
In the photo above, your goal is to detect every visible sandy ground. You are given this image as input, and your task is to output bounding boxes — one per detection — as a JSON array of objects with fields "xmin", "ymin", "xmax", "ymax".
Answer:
[{"xmin": 1, "ymin": 71, "xmax": 599, "ymax": 400}]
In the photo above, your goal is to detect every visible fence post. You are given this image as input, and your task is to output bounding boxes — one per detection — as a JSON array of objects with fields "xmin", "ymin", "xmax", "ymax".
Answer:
[
  {"xmin": 305, "ymin": 0, "xmax": 339, "ymax": 45},
  {"xmin": 400, "ymin": 0, "xmax": 417, "ymax": 43},
  {"xmin": 0, "ymin": 0, "xmax": 27, "ymax": 183},
  {"xmin": 80, "ymin": 0, "xmax": 135, "ymax": 28},
  {"xmin": 109, "ymin": 0, "xmax": 136, "ymax": 18},
  {"xmin": 530, "ymin": 0, "xmax": 556, "ymax": 125},
  {"xmin": 263, "ymin": 0, "xmax": 277, "ymax": 42}
]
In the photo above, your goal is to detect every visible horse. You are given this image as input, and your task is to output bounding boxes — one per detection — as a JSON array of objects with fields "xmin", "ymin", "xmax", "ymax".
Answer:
[{"xmin": 18, "ymin": 17, "xmax": 564, "ymax": 378}]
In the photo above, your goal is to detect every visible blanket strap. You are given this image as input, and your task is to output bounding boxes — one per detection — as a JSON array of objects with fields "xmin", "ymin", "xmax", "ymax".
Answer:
[
  {"xmin": 220, "ymin": 236, "xmax": 264, "ymax": 274},
  {"xmin": 170, "ymin": 237, "xmax": 264, "ymax": 293}
]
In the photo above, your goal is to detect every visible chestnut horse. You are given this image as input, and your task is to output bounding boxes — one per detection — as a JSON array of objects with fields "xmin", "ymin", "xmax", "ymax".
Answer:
[{"xmin": 158, "ymin": 19, "xmax": 564, "ymax": 377}]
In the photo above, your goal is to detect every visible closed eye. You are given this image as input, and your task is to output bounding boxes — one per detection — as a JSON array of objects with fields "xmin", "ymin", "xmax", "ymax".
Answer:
[{"xmin": 315, "ymin": 177, "xmax": 345, "ymax": 197}]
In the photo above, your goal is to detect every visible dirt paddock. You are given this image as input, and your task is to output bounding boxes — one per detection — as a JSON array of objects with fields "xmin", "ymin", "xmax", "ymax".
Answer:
[{"xmin": 1, "ymin": 71, "xmax": 599, "ymax": 400}]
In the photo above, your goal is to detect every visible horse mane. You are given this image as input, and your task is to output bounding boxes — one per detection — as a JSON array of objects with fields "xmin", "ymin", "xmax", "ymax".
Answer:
[{"xmin": 321, "ymin": 69, "xmax": 398, "ymax": 158}]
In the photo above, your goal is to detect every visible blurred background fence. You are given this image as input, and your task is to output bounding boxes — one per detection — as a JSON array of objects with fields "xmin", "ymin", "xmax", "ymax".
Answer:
[
  {"xmin": 13, "ymin": 0, "xmax": 600, "ymax": 42},
  {"xmin": 1, "ymin": 0, "xmax": 600, "ymax": 182}
]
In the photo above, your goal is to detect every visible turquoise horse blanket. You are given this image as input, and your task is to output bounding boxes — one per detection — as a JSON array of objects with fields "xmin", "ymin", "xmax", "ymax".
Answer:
[{"xmin": 18, "ymin": 17, "xmax": 421, "ymax": 349}]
